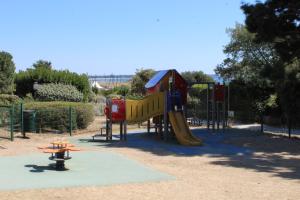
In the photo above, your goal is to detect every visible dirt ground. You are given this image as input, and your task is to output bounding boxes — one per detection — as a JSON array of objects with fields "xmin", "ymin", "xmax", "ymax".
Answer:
[{"xmin": 0, "ymin": 117, "xmax": 300, "ymax": 200}]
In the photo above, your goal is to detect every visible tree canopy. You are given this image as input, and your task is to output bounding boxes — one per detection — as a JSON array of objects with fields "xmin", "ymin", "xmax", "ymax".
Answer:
[
  {"xmin": 32, "ymin": 60, "xmax": 52, "ymax": 70},
  {"xmin": 216, "ymin": 24, "xmax": 277, "ymax": 118},
  {"xmin": 0, "ymin": 51, "xmax": 15, "ymax": 94},
  {"xmin": 239, "ymin": 0, "xmax": 300, "ymax": 133},
  {"xmin": 181, "ymin": 71, "xmax": 214, "ymax": 86},
  {"xmin": 15, "ymin": 62, "xmax": 91, "ymax": 101},
  {"xmin": 130, "ymin": 68, "xmax": 155, "ymax": 95},
  {"xmin": 215, "ymin": 23, "xmax": 278, "ymax": 86},
  {"xmin": 242, "ymin": 0, "xmax": 300, "ymax": 62}
]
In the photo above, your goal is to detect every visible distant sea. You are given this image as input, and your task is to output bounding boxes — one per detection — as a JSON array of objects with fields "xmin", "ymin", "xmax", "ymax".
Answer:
[
  {"xmin": 208, "ymin": 74, "xmax": 224, "ymax": 83},
  {"xmin": 89, "ymin": 74, "xmax": 224, "ymax": 83}
]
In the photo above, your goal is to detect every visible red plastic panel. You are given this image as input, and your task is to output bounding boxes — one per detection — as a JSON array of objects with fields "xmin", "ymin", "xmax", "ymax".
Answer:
[
  {"xmin": 147, "ymin": 84, "xmax": 160, "ymax": 94},
  {"xmin": 215, "ymin": 84, "xmax": 225, "ymax": 102},
  {"xmin": 174, "ymin": 74, "xmax": 187, "ymax": 104},
  {"xmin": 109, "ymin": 99, "xmax": 126, "ymax": 122}
]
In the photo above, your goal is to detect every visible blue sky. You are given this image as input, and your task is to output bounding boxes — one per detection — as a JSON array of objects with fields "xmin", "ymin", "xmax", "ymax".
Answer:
[{"xmin": 1, "ymin": 0, "xmax": 254, "ymax": 75}]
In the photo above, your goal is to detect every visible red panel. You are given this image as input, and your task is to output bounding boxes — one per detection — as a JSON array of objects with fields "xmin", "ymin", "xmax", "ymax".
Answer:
[
  {"xmin": 109, "ymin": 99, "xmax": 126, "ymax": 122},
  {"xmin": 175, "ymin": 74, "xmax": 187, "ymax": 104},
  {"xmin": 147, "ymin": 84, "xmax": 160, "ymax": 94},
  {"xmin": 215, "ymin": 85, "xmax": 225, "ymax": 102}
]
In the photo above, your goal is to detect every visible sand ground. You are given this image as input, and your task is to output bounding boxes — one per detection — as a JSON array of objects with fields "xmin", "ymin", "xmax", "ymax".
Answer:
[{"xmin": 0, "ymin": 117, "xmax": 300, "ymax": 200}]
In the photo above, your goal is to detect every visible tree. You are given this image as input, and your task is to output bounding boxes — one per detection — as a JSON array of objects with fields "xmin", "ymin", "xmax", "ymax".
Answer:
[
  {"xmin": 242, "ymin": 0, "xmax": 300, "ymax": 61},
  {"xmin": 180, "ymin": 71, "xmax": 214, "ymax": 119},
  {"xmin": 32, "ymin": 60, "xmax": 52, "ymax": 70},
  {"xmin": 215, "ymin": 24, "xmax": 278, "ymax": 126},
  {"xmin": 242, "ymin": 0, "xmax": 300, "ymax": 136},
  {"xmin": 131, "ymin": 68, "xmax": 155, "ymax": 95},
  {"xmin": 181, "ymin": 71, "xmax": 214, "ymax": 86},
  {"xmin": 215, "ymin": 24, "xmax": 279, "ymax": 83},
  {"xmin": 0, "ymin": 51, "xmax": 15, "ymax": 94},
  {"xmin": 15, "ymin": 66, "xmax": 91, "ymax": 102}
]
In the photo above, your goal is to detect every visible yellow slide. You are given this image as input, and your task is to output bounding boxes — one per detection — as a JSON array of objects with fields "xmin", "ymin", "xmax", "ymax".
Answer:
[{"xmin": 168, "ymin": 111, "xmax": 203, "ymax": 146}]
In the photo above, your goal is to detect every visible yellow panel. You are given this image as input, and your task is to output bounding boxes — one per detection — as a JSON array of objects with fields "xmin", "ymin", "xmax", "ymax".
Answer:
[{"xmin": 125, "ymin": 92, "xmax": 165, "ymax": 123}]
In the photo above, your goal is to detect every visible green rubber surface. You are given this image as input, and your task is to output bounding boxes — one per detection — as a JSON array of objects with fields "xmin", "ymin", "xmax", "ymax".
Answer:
[{"xmin": 0, "ymin": 151, "xmax": 173, "ymax": 191}]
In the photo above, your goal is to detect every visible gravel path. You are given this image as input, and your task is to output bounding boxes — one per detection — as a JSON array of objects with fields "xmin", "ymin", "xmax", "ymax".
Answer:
[{"xmin": 0, "ymin": 118, "xmax": 300, "ymax": 200}]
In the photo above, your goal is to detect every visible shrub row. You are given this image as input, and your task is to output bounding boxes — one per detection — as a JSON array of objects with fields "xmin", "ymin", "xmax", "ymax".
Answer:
[
  {"xmin": 0, "ymin": 94, "xmax": 21, "ymax": 105},
  {"xmin": 24, "ymin": 102, "xmax": 95, "ymax": 132},
  {"xmin": 15, "ymin": 67, "xmax": 91, "ymax": 101},
  {"xmin": 35, "ymin": 83, "xmax": 83, "ymax": 102}
]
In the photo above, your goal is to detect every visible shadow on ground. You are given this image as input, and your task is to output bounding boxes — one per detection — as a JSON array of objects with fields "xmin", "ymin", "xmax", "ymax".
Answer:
[
  {"xmin": 211, "ymin": 128, "xmax": 300, "ymax": 180},
  {"xmin": 25, "ymin": 164, "xmax": 67, "ymax": 172},
  {"xmin": 75, "ymin": 129, "xmax": 253, "ymax": 157},
  {"xmin": 74, "ymin": 128, "xmax": 300, "ymax": 181}
]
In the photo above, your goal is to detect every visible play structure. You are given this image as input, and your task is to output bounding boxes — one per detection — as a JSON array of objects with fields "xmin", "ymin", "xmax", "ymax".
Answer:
[
  {"xmin": 183, "ymin": 79, "xmax": 229, "ymax": 132},
  {"xmin": 195, "ymin": 82, "xmax": 228, "ymax": 132},
  {"xmin": 99, "ymin": 69, "xmax": 203, "ymax": 146},
  {"xmin": 38, "ymin": 141, "xmax": 80, "ymax": 170}
]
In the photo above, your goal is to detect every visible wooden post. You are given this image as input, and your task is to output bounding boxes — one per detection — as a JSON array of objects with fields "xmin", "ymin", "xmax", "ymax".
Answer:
[
  {"xmin": 159, "ymin": 115, "xmax": 163, "ymax": 139},
  {"xmin": 124, "ymin": 121, "xmax": 127, "ymax": 141},
  {"xmin": 163, "ymin": 91, "xmax": 168, "ymax": 141},
  {"xmin": 109, "ymin": 120, "xmax": 113, "ymax": 140},
  {"xmin": 120, "ymin": 121, "xmax": 123, "ymax": 140},
  {"xmin": 147, "ymin": 119, "xmax": 150, "ymax": 134},
  {"xmin": 212, "ymin": 83, "xmax": 216, "ymax": 132},
  {"xmin": 260, "ymin": 114, "xmax": 264, "ymax": 133},
  {"xmin": 217, "ymin": 102, "xmax": 220, "ymax": 130},
  {"xmin": 123, "ymin": 96, "xmax": 126, "ymax": 141},
  {"xmin": 287, "ymin": 117, "xmax": 291, "ymax": 139},
  {"xmin": 207, "ymin": 85, "xmax": 209, "ymax": 129},
  {"xmin": 222, "ymin": 101, "xmax": 226, "ymax": 132},
  {"xmin": 69, "ymin": 106, "xmax": 72, "ymax": 136},
  {"xmin": 106, "ymin": 119, "xmax": 109, "ymax": 141},
  {"xmin": 183, "ymin": 105, "xmax": 187, "ymax": 118},
  {"xmin": 227, "ymin": 83, "xmax": 230, "ymax": 127},
  {"xmin": 106, "ymin": 99, "xmax": 113, "ymax": 141}
]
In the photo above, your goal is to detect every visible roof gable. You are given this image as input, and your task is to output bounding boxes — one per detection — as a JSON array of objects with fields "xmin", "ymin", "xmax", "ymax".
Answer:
[
  {"xmin": 145, "ymin": 70, "xmax": 169, "ymax": 89},
  {"xmin": 145, "ymin": 69, "xmax": 187, "ymax": 89}
]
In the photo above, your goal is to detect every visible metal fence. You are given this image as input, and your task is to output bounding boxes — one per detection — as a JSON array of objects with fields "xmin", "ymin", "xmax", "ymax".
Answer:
[
  {"xmin": 34, "ymin": 106, "xmax": 76, "ymax": 135},
  {"xmin": 0, "ymin": 104, "xmax": 23, "ymax": 141},
  {"xmin": 0, "ymin": 103, "xmax": 77, "ymax": 141}
]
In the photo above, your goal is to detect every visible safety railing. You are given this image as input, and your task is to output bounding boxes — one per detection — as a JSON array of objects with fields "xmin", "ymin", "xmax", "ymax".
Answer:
[{"xmin": 125, "ymin": 92, "xmax": 165, "ymax": 123}]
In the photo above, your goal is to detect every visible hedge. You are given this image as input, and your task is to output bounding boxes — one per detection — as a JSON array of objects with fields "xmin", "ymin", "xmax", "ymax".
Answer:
[
  {"xmin": 24, "ymin": 102, "xmax": 95, "ymax": 132},
  {"xmin": 35, "ymin": 83, "xmax": 83, "ymax": 102},
  {"xmin": 15, "ymin": 67, "xmax": 91, "ymax": 101},
  {"xmin": 0, "ymin": 94, "xmax": 21, "ymax": 105}
]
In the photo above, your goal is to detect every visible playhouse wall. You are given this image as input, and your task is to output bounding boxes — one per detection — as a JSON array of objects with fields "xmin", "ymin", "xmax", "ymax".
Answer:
[
  {"xmin": 110, "ymin": 99, "xmax": 126, "ymax": 121},
  {"xmin": 125, "ymin": 92, "xmax": 165, "ymax": 123}
]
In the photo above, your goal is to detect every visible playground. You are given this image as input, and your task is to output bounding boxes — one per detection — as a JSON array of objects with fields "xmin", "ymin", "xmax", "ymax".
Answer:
[
  {"xmin": 0, "ymin": 123, "xmax": 300, "ymax": 200},
  {"xmin": 0, "ymin": 69, "xmax": 300, "ymax": 200},
  {"xmin": 2, "ymin": 0, "xmax": 300, "ymax": 199}
]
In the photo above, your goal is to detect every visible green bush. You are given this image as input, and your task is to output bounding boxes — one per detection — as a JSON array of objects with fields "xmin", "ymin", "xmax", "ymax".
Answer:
[
  {"xmin": 100, "ymin": 85, "xmax": 130, "ymax": 97},
  {"xmin": 0, "ymin": 94, "xmax": 21, "ymax": 105},
  {"xmin": 24, "ymin": 102, "xmax": 95, "ymax": 131},
  {"xmin": 131, "ymin": 68, "xmax": 155, "ymax": 95},
  {"xmin": 125, "ymin": 94, "xmax": 144, "ymax": 100},
  {"xmin": 75, "ymin": 105, "xmax": 95, "ymax": 129},
  {"xmin": 35, "ymin": 83, "xmax": 83, "ymax": 102},
  {"xmin": 113, "ymin": 85, "xmax": 130, "ymax": 96},
  {"xmin": 15, "ymin": 67, "xmax": 91, "ymax": 101}
]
